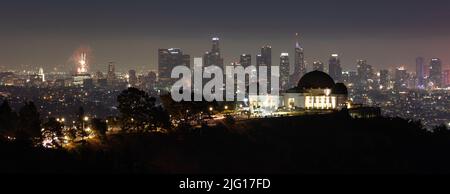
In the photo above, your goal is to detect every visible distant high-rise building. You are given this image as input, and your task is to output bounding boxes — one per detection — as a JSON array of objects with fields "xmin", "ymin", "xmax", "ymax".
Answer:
[
  {"xmin": 203, "ymin": 37, "xmax": 224, "ymax": 70},
  {"xmin": 258, "ymin": 45, "xmax": 273, "ymax": 92},
  {"xmin": 394, "ymin": 67, "xmax": 408, "ymax": 91},
  {"xmin": 212, "ymin": 37, "xmax": 220, "ymax": 53},
  {"xmin": 107, "ymin": 62, "xmax": 116, "ymax": 86},
  {"xmin": 38, "ymin": 67, "xmax": 45, "ymax": 82},
  {"xmin": 356, "ymin": 60, "xmax": 373, "ymax": 89},
  {"xmin": 141, "ymin": 71, "xmax": 157, "ymax": 91},
  {"xmin": 240, "ymin": 54, "xmax": 252, "ymax": 68},
  {"xmin": 291, "ymin": 33, "xmax": 306, "ymax": 88},
  {"xmin": 261, "ymin": 45, "xmax": 272, "ymax": 66},
  {"xmin": 429, "ymin": 58, "xmax": 443, "ymax": 88},
  {"xmin": 256, "ymin": 54, "xmax": 263, "ymax": 68},
  {"xmin": 329, "ymin": 54, "xmax": 342, "ymax": 82},
  {"xmin": 443, "ymin": 69, "xmax": 450, "ymax": 87},
  {"xmin": 312, "ymin": 60, "xmax": 324, "ymax": 72},
  {"xmin": 379, "ymin": 69, "xmax": 390, "ymax": 90},
  {"xmin": 158, "ymin": 48, "xmax": 190, "ymax": 90},
  {"xmin": 415, "ymin": 57, "xmax": 426, "ymax": 88},
  {"xmin": 128, "ymin": 69, "xmax": 137, "ymax": 87},
  {"xmin": 280, "ymin": 53, "xmax": 290, "ymax": 91}
]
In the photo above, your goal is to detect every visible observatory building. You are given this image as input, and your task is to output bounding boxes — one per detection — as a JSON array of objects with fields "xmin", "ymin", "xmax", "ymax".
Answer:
[
  {"xmin": 248, "ymin": 71, "xmax": 349, "ymax": 115},
  {"xmin": 282, "ymin": 70, "xmax": 348, "ymax": 110}
]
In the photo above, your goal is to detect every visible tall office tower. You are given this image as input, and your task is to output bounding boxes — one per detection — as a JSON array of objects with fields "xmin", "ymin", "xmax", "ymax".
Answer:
[
  {"xmin": 356, "ymin": 59, "xmax": 374, "ymax": 89},
  {"xmin": 203, "ymin": 37, "xmax": 224, "ymax": 70},
  {"xmin": 240, "ymin": 54, "xmax": 252, "ymax": 68},
  {"xmin": 280, "ymin": 53, "xmax": 290, "ymax": 91},
  {"xmin": 429, "ymin": 58, "xmax": 443, "ymax": 88},
  {"xmin": 258, "ymin": 45, "xmax": 273, "ymax": 92},
  {"xmin": 291, "ymin": 33, "xmax": 306, "ymax": 88},
  {"xmin": 415, "ymin": 57, "xmax": 426, "ymax": 88},
  {"xmin": 394, "ymin": 67, "xmax": 408, "ymax": 91},
  {"xmin": 312, "ymin": 60, "xmax": 324, "ymax": 72},
  {"xmin": 128, "ymin": 69, "xmax": 137, "ymax": 87},
  {"xmin": 328, "ymin": 54, "xmax": 342, "ymax": 82},
  {"xmin": 256, "ymin": 54, "xmax": 263, "ymax": 69},
  {"xmin": 38, "ymin": 67, "xmax": 45, "ymax": 82},
  {"xmin": 158, "ymin": 48, "xmax": 190, "ymax": 90},
  {"xmin": 107, "ymin": 62, "xmax": 116, "ymax": 86},
  {"xmin": 379, "ymin": 69, "xmax": 390, "ymax": 90},
  {"xmin": 142, "ymin": 71, "xmax": 157, "ymax": 91},
  {"xmin": 443, "ymin": 69, "xmax": 450, "ymax": 87}
]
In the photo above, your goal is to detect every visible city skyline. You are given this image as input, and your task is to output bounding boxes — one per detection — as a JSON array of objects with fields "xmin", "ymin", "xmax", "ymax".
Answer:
[{"xmin": 1, "ymin": 0, "xmax": 450, "ymax": 72}]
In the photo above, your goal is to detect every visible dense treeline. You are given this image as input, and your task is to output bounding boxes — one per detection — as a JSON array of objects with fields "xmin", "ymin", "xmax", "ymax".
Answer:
[
  {"xmin": 0, "ymin": 87, "xmax": 449, "ymax": 173},
  {"xmin": 0, "ymin": 112, "xmax": 449, "ymax": 173}
]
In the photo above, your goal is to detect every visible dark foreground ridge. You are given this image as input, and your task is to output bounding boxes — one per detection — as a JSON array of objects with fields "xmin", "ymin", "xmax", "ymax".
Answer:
[{"xmin": 0, "ymin": 112, "xmax": 449, "ymax": 174}]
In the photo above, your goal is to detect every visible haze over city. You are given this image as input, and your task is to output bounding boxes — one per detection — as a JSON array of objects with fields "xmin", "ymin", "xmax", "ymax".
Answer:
[{"xmin": 1, "ymin": 0, "xmax": 450, "ymax": 72}]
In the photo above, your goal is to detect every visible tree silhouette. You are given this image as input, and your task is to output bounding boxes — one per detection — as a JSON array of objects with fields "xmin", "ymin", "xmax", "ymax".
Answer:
[
  {"xmin": 117, "ymin": 88, "xmax": 170, "ymax": 132},
  {"xmin": 17, "ymin": 101, "xmax": 41, "ymax": 142},
  {"xmin": 0, "ymin": 99, "xmax": 18, "ymax": 138},
  {"xmin": 91, "ymin": 118, "xmax": 107, "ymax": 142}
]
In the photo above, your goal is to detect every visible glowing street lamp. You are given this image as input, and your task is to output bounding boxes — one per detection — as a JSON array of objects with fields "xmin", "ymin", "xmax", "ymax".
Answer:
[
  {"xmin": 83, "ymin": 116, "xmax": 89, "ymax": 122},
  {"xmin": 224, "ymin": 106, "xmax": 228, "ymax": 110}
]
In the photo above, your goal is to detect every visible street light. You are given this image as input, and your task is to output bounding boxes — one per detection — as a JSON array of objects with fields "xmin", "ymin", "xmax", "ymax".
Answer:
[
  {"xmin": 84, "ymin": 116, "xmax": 89, "ymax": 122},
  {"xmin": 209, "ymin": 107, "xmax": 213, "ymax": 111},
  {"xmin": 224, "ymin": 106, "xmax": 228, "ymax": 110}
]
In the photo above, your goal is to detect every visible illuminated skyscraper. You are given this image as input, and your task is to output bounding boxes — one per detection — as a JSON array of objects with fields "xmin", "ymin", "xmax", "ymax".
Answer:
[
  {"xmin": 379, "ymin": 69, "xmax": 390, "ymax": 90},
  {"xmin": 38, "ymin": 67, "xmax": 45, "ymax": 82},
  {"xmin": 429, "ymin": 58, "xmax": 442, "ymax": 88},
  {"xmin": 256, "ymin": 54, "xmax": 263, "ymax": 69},
  {"xmin": 291, "ymin": 33, "xmax": 306, "ymax": 88},
  {"xmin": 258, "ymin": 45, "xmax": 272, "ymax": 92},
  {"xmin": 416, "ymin": 57, "xmax": 426, "ymax": 88},
  {"xmin": 128, "ymin": 69, "xmax": 137, "ymax": 87},
  {"xmin": 280, "ymin": 53, "xmax": 290, "ymax": 91},
  {"xmin": 356, "ymin": 60, "xmax": 373, "ymax": 89},
  {"xmin": 158, "ymin": 48, "xmax": 190, "ymax": 90},
  {"xmin": 444, "ymin": 69, "xmax": 450, "ymax": 87},
  {"xmin": 312, "ymin": 60, "xmax": 324, "ymax": 72},
  {"xmin": 394, "ymin": 67, "xmax": 408, "ymax": 91},
  {"xmin": 107, "ymin": 62, "xmax": 116, "ymax": 86},
  {"xmin": 328, "ymin": 54, "xmax": 342, "ymax": 82},
  {"xmin": 203, "ymin": 37, "xmax": 224, "ymax": 70},
  {"xmin": 240, "ymin": 54, "xmax": 252, "ymax": 68}
]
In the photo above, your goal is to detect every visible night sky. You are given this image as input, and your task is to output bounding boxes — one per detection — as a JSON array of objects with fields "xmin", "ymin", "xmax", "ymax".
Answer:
[{"xmin": 1, "ymin": 0, "xmax": 450, "ymax": 72}]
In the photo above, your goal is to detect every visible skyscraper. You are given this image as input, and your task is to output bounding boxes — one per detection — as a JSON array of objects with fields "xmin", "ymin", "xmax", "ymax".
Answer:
[
  {"xmin": 158, "ymin": 48, "xmax": 190, "ymax": 90},
  {"xmin": 429, "ymin": 58, "xmax": 443, "ymax": 88},
  {"xmin": 240, "ymin": 54, "xmax": 252, "ymax": 68},
  {"xmin": 291, "ymin": 33, "xmax": 306, "ymax": 88},
  {"xmin": 312, "ymin": 60, "xmax": 324, "ymax": 72},
  {"xmin": 394, "ymin": 67, "xmax": 408, "ymax": 91},
  {"xmin": 444, "ymin": 69, "xmax": 450, "ymax": 87},
  {"xmin": 416, "ymin": 57, "xmax": 426, "ymax": 88},
  {"xmin": 258, "ymin": 45, "xmax": 272, "ymax": 92},
  {"xmin": 203, "ymin": 37, "xmax": 224, "ymax": 70},
  {"xmin": 128, "ymin": 69, "xmax": 137, "ymax": 87},
  {"xmin": 261, "ymin": 45, "xmax": 272, "ymax": 67},
  {"xmin": 356, "ymin": 60, "xmax": 373, "ymax": 89},
  {"xmin": 107, "ymin": 62, "xmax": 116, "ymax": 86},
  {"xmin": 329, "ymin": 54, "xmax": 342, "ymax": 82},
  {"xmin": 379, "ymin": 69, "xmax": 390, "ymax": 90},
  {"xmin": 280, "ymin": 53, "xmax": 290, "ymax": 91}
]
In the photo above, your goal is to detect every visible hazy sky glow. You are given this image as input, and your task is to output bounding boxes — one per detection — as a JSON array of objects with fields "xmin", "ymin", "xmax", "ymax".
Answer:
[{"xmin": 1, "ymin": 0, "xmax": 450, "ymax": 72}]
